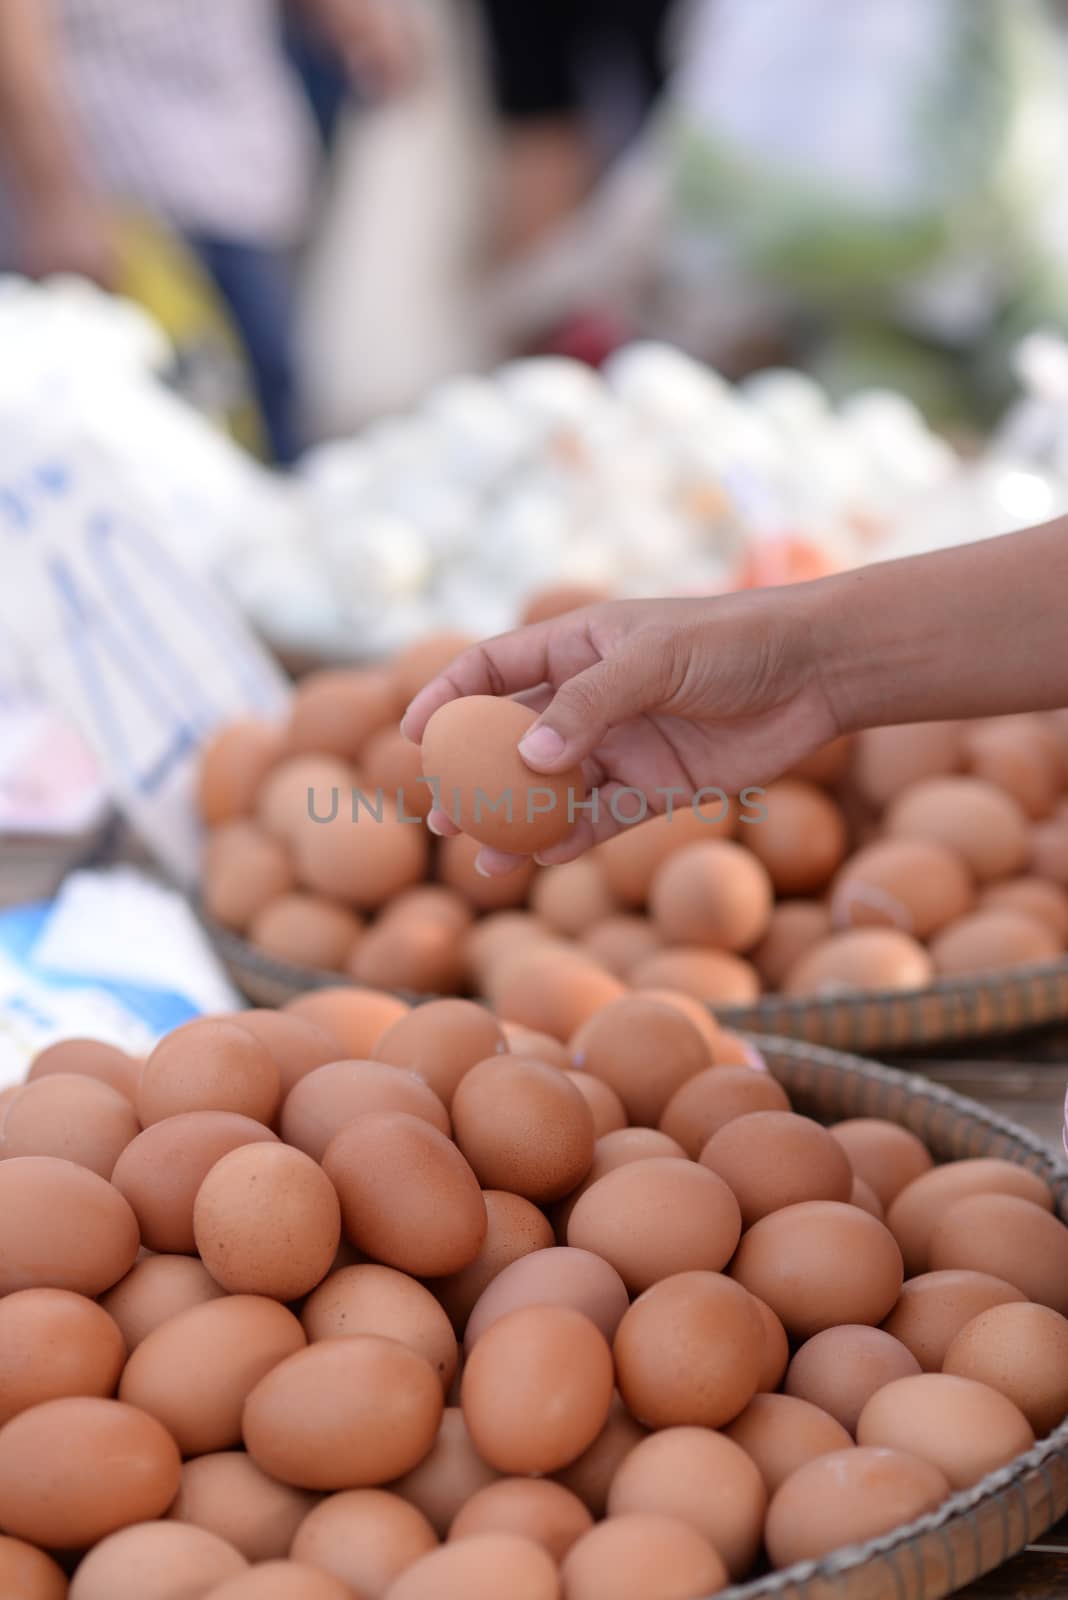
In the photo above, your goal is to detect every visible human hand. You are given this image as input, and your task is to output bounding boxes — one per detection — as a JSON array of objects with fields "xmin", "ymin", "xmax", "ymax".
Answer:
[
  {"xmin": 308, "ymin": 0, "xmax": 423, "ymax": 97},
  {"xmin": 17, "ymin": 190, "xmax": 116, "ymax": 286},
  {"xmin": 401, "ymin": 588, "xmax": 842, "ymax": 873}
]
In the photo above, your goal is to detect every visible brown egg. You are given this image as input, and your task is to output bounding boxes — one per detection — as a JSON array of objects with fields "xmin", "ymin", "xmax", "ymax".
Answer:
[
  {"xmin": 553, "ymin": 1394, "xmax": 648, "ymax": 1517},
  {"xmin": 389, "ymin": 1408, "xmax": 500, "ymax": 1537},
  {"xmin": 461, "ymin": 1305, "xmax": 614, "ymax": 1474},
  {"xmin": 982, "ymin": 877, "xmax": 1068, "ymax": 943},
  {"xmin": 112, "ymin": 1111, "xmax": 279, "ymax": 1254},
  {"xmin": 563, "ymin": 1071, "xmax": 627, "ymax": 1137},
  {"xmin": 28, "ymin": 1037, "xmax": 141, "ymax": 1104},
  {"xmin": 699, "ymin": 1112, "xmax": 853, "ymax": 1225},
  {"xmin": 452, "ymin": 1056, "xmax": 595, "ymax": 1202},
  {"xmin": 119, "ymin": 1294, "xmax": 305, "ymax": 1455},
  {"xmin": 613, "ymin": 1271, "xmax": 763, "ymax": 1429},
  {"xmin": 392, "ymin": 630, "xmax": 475, "ymax": 705},
  {"xmin": 451, "ymin": 1478, "xmax": 592, "ymax": 1561},
  {"xmin": 929, "ymin": 907, "xmax": 1060, "ymax": 975},
  {"xmin": 828, "ymin": 1119, "xmax": 934, "ymax": 1209},
  {"xmin": 101, "ymin": 1256, "xmax": 227, "ymax": 1350},
  {"xmin": 965, "ymin": 718, "xmax": 1061, "ymax": 820},
  {"xmin": 379, "ymin": 884, "xmax": 474, "ymax": 934},
  {"xmin": 929, "ymin": 1193, "xmax": 1068, "ymax": 1314},
  {"xmin": 206, "ymin": 1563, "xmax": 350, "ymax": 1600},
  {"xmin": 570, "ymin": 996, "xmax": 712, "ymax": 1127},
  {"xmin": 500, "ymin": 1024, "xmax": 572, "ymax": 1069},
  {"xmin": 349, "ymin": 917, "xmax": 466, "ymax": 995},
  {"xmin": 488, "ymin": 946, "xmax": 626, "ymax": 1040},
  {"xmin": 198, "ymin": 718, "xmax": 283, "ymax": 825},
  {"xmin": 139, "ymin": 1018, "xmax": 281, "ymax": 1128},
  {"xmin": 852, "ymin": 721, "xmax": 964, "ymax": 809},
  {"xmin": 887, "ymin": 776, "xmax": 1030, "ymax": 883},
  {"xmin": 0, "ymin": 1536, "xmax": 67, "ymax": 1600},
  {"xmin": 374, "ymin": 1000, "xmax": 506, "ymax": 1110},
  {"xmin": 287, "ymin": 668, "xmax": 396, "ymax": 761},
  {"xmin": 291, "ymin": 1489, "xmax": 437, "ymax": 1599},
  {"xmin": 857, "ymin": 1372, "xmax": 1033, "ymax": 1487},
  {"xmin": 0, "ymin": 1157, "xmax": 139, "ymax": 1296},
  {"xmin": 764, "ymin": 1446, "xmax": 950, "ymax": 1567},
  {"xmin": 302, "ymin": 1264, "xmax": 458, "ymax": 1390},
  {"xmin": 725, "ymin": 1393, "xmax": 854, "ymax": 1496},
  {"xmin": 743, "ymin": 779, "xmax": 847, "ymax": 894},
  {"xmin": 421, "ymin": 696, "xmax": 585, "ymax": 854},
  {"xmin": 783, "ymin": 927, "xmax": 933, "ymax": 997},
  {"xmin": 193, "ymin": 1142, "xmax": 340, "ymax": 1301},
  {"xmin": 68, "ymin": 1521, "xmax": 247, "ymax": 1600},
  {"xmin": 285, "ymin": 986, "xmax": 409, "ymax": 1056},
  {"xmin": 464, "ymin": 1247, "xmax": 628, "ymax": 1351},
  {"xmin": 439, "ymin": 833, "xmax": 538, "ymax": 910},
  {"xmin": 281, "ymin": 1059, "xmax": 449, "ymax": 1161},
  {"xmin": 465, "ymin": 912, "xmax": 551, "ymax": 985},
  {"xmin": 226, "ymin": 1009, "xmax": 343, "ymax": 1098},
  {"xmin": 580, "ymin": 914, "xmax": 662, "ymax": 979},
  {"xmin": 752, "ymin": 1295, "xmax": 790, "ymax": 1391},
  {"xmin": 1031, "ymin": 820, "xmax": 1068, "ymax": 885},
  {"xmin": 830, "ymin": 838, "xmax": 974, "ymax": 940},
  {"xmin": 751, "ymin": 901, "xmax": 833, "ymax": 989},
  {"xmin": 553, "ymin": 1127, "xmax": 689, "ymax": 1241},
  {"xmin": 323, "ymin": 1111, "xmax": 486, "ymax": 1276},
  {"xmin": 881, "ymin": 1270, "xmax": 1028, "ymax": 1371},
  {"xmin": 561, "ymin": 1513, "xmax": 726, "ymax": 1600},
  {"xmin": 530, "ymin": 858, "xmax": 617, "ymax": 936},
  {"xmin": 1, "ymin": 1073, "xmax": 139, "ymax": 1178},
  {"xmin": 256, "ymin": 755, "xmax": 356, "ymax": 843},
  {"xmin": 567, "ymin": 1159, "xmax": 742, "ymax": 1292},
  {"xmin": 630, "ymin": 947, "xmax": 760, "ymax": 1004},
  {"xmin": 294, "ymin": 801, "xmax": 429, "ymax": 911},
  {"xmin": 362, "ymin": 726, "xmax": 433, "ymax": 820},
  {"xmin": 0, "ymin": 1397, "xmax": 181, "ymax": 1548},
  {"xmin": 429, "ymin": 1190, "xmax": 555, "ymax": 1334},
  {"xmin": 248, "ymin": 893, "xmax": 363, "ymax": 972},
  {"xmin": 730, "ymin": 1202, "xmax": 904, "ymax": 1338},
  {"xmin": 0, "ymin": 1289, "xmax": 125, "ymax": 1425},
  {"xmin": 943, "ymin": 1302, "xmax": 1068, "ymax": 1436},
  {"xmin": 202, "ymin": 820, "xmax": 295, "ymax": 933},
  {"xmin": 168, "ymin": 1451, "xmax": 318, "ymax": 1561},
  {"xmin": 648, "ymin": 840, "xmax": 772, "ymax": 952},
  {"xmin": 607, "ymin": 1425, "xmax": 765, "ymax": 1577},
  {"xmin": 885, "ymin": 1159, "xmax": 1053, "ymax": 1277},
  {"xmin": 520, "ymin": 583, "xmax": 611, "ymax": 625},
  {"xmin": 596, "ymin": 803, "xmax": 735, "ymax": 908},
  {"xmin": 791, "ymin": 735, "xmax": 853, "ymax": 786},
  {"xmin": 851, "ymin": 1177, "xmax": 884, "ymax": 1218},
  {"xmin": 387, "ymin": 1532, "xmax": 559, "ymax": 1600},
  {"xmin": 785, "ymin": 1325, "xmax": 922, "ymax": 1433},
  {"xmin": 244, "ymin": 1335, "xmax": 443, "ymax": 1489},
  {"xmin": 659, "ymin": 1066, "xmax": 791, "ymax": 1159}
]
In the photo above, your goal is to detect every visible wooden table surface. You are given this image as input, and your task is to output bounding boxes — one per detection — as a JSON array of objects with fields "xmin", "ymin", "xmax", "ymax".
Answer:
[{"xmin": 899, "ymin": 1054, "xmax": 1067, "ymax": 1598}]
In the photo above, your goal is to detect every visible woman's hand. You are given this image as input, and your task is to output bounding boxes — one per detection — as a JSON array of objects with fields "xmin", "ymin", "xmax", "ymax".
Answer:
[{"xmin": 401, "ymin": 587, "xmax": 842, "ymax": 873}]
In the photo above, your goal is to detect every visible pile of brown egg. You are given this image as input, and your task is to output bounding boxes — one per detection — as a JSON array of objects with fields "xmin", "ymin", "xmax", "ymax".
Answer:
[
  {"xmin": 199, "ymin": 621, "xmax": 1068, "ymax": 1008},
  {"xmin": 1, "ymin": 988, "xmax": 1067, "ymax": 1599}
]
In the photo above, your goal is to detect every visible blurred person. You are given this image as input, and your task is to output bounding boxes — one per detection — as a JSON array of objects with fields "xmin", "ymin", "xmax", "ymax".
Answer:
[
  {"xmin": 0, "ymin": 0, "xmax": 416, "ymax": 463},
  {"xmin": 474, "ymin": 0, "xmax": 678, "ymax": 259}
]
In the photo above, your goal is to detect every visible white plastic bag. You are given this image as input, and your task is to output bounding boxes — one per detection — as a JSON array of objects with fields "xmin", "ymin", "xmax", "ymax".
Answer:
[{"xmin": 297, "ymin": 0, "xmax": 495, "ymax": 434}]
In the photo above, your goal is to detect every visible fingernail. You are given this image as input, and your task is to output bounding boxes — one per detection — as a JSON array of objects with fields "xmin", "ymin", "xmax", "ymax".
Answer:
[
  {"xmin": 399, "ymin": 713, "xmax": 412, "ymax": 741},
  {"xmin": 474, "ymin": 852, "xmax": 492, "ymax": 877},
  {"xmin": 519, "ymin": 725, "xmax": 565, "ymax": 766},
  {"xmin": 426, "ymin": 813, "xmax": 445, "ymax": 837}
]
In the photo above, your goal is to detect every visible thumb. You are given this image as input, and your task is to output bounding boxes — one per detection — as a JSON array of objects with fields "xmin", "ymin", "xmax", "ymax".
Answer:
[{"xmin": 517, "ymin": 654, "xmax": 664, "ymax": 770}]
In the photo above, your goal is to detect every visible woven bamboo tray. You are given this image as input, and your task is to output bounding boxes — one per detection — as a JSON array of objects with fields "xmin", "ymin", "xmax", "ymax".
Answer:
[
  {"xmin": 727, "ymin": 1035, "xmax": 1068, "ymax": 1600},
  {"xmin": 203, "ymin": 916, "xmax": 1068, "ymax": 1058}
]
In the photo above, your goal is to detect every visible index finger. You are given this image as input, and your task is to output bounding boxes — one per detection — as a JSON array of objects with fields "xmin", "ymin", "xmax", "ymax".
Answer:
[{"xmin": 399, "ymin": 619, "xmax": 597, "ymax": 743}]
